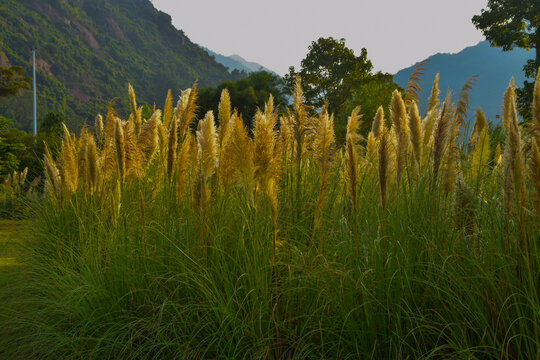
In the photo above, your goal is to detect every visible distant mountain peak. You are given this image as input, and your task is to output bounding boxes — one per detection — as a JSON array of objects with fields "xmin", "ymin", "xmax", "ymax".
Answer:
[
  {"xmin": 203, "ymin": 48, "xmax": 276, "ymax": 75},
  {"xmin": 394, "ymin": 41, "xmax": 534, "ymax": 123}
]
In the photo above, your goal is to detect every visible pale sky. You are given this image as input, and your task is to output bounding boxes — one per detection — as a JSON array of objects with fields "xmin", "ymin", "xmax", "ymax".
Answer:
[{"xmin": 152, "ymin": 0, "xmax": 489, "ymax": 76}]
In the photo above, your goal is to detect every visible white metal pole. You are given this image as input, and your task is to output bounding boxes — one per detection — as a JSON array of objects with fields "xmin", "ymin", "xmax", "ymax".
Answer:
[{"xmin": 32, "ymin": 49, "xmax": 37, "ymax": 137}]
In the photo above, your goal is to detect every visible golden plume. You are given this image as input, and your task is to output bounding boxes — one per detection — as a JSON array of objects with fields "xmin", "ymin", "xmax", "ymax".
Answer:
[
  {"xmin": 163, "ymin": 89, "xmax": 173, "ymax": 128},
  {"xmin": 292, "ymin": 75, "xmax": 308, "ymax": 161},
  {"xmin": 77, "ymin": 126, "xmax": 89, "ymax": 193},
  {"xmin": 408, "ymin": 101, "xmax": 422, "ymax": 168},
  {"xmin": 59, "ymin": 124, "xmax": 78, "ymax": 194},
  {"xmin": 218, "ymin": 88, "xmax": 232, "ymax": 146},
  {"xmin": 95, "ymin": 114, "xmax": 104, "ymax": 143},
  {"xmin": 422, "ymin": 107, "xmax": 439, "ymax": 150},
  {"xmin": 469, "ymin": 109, "xmax": 490, "ymax": 184},
  {"xmin": 502, "ymin": 77, "xmax": 516, "ymax": 133},
  {"xmin": 378, "ymin": 124, "xmax": 390, "ymax": 212},
  {"xmin": 230, "ymin": 113, "xmax": 255, "ymax": 199},
  {"xmin": 253, "ymin": 108, "xmax": 279, "ymax": 195},
  {"xmin": 104, "ymin": 99, "xmax": 118, "ymax": 139},
  {"xmin": 502, "ymin": 84, "xmax": 527, "ymax": 214},
  {"xmin": 372, "ymin": 106, "xmax": 384, "ymax": 139},
  {"xmin": 179, "ymin": 82, "xmax": 198, "ymax": 140},
  {"xmin": 86, "ymin": 134, "xmax": 99, "ymax": 193},
  {"xmin": 128, "ymin": 84, "xmax": 141, "ymax": 134},
  {"xmin": 196, "ymin": 111, "xmax": 218, "ymax": 180},
  {"xmin": 137, "ymin": 110, "xmax": 160, "ymax": 161},
  {"xmin": 426, "ymin": 73, "xmax": 440, "ymax": 114},
  {"xmin": 167, "ymin": 116, "xmax": 178, "ymax": 183},
  {"xmin": 313, "ymin": 107, "xmax": 335, "ymax": 232},
  {"xmin": 176, "ymin": 136, "xmax": 191, "ymax": 203},
  {"xmin": 442, "ymin": 114, "xmax": 460, "ymax": 196},
  {"xmin": 494, "ymin": 144, "xmax": 503, "ymax": 168},
  {"xmin": 454, "ymin": 75, "xmax": 477, "ymax": 127},
  {"xmin": 217, "ymin": 111, "xmax": 238, "ymax": 192},
  {"xmin": 432, "ymin": 92, "xmax": 452, "ymax": 183},
  {"xmin": 390, "ymin": 90, "xmax": 409, "ymax": 186},
  {"xmin": 114, "ymin": 118, "xmax": 126, "ymax": 181},
  {"xmin": 43, "ymin": 143, "xmax": 61, "ymax": 201},
  {"xmin": 123, "ymin": 120, "xmax": 142, "ymax": 178},
  {"xmin": 345, "ymin": 107, "xmax": 362, "ymax": 211},
  {"xmin": 404, "ymin": 59, "xmax": 427, "ymax": 104}
]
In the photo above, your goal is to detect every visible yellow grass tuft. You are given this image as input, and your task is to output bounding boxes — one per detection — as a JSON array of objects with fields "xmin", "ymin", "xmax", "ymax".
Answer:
[
  {"xmin": 313, "ymin": 107, "xmax": 335, "ymax": 232},
  {"xmin": 432, "ymin": 92, "xmax": 452, "ymax": 183},
  {"xmin": 408, "ymin": 101, "xmax": 422, "ymax": 169},
  {"xmin": 167, "ymin": 116, "xmax": 178, "ymax": 183},
  {"xmin": 163, "ymin": 89, "xmax": 173, "ymax": 128},
  {"xmin": 502, "ymin": 80, "xmax": 527, "ymax": 214},
  {"xmin": 372, "ymin": 106, "xmax": 384, "ymax": 139},
  {"xmin": 197, "ymin": 111, "xmax": 219, "ymax": 180},
  {"xmin": 137, "ymin": 110, "xmax": 160, "ymax": 161},
  {"xmin": 345, "ymin": 107, "xmax": 362, "ymax": 211},
  {"xmin": 86, "ymin": 135, "xmax": 99, "ymax": 193},
  {"xmin": 95, "ymin": 114, "xmax": 104, "ymax": 142},
  {"xmin": 469, "ymin": 109, "xmax": 490, "ymax": 184},
  {"xmin": 128, "ymin": 84, "xmax": 141, "ymax": 134},
  {"xmin": 390, "ymin": 90, "xmax": 409, "ymax": 186},
  {"xmin": 502, "ymin": 78, "xmax": 515, "ymax": 133},
  {"xmin": 114, "ymin": 118, "xmax": 126, "ymax": 181},
  {"xmin": 427, "ymin": 73, "xmax": 440, "ymax": 114},
  {"xmin": 218, "ymin": 88, "xmax": 232, "ymax": 146}
]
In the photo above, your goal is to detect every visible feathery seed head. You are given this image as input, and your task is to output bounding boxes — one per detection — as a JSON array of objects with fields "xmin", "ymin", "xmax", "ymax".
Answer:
[
  {"xmin": 196, "ymin": 111, "xmax": 218, "ymax": 179},
  {"xmin": 427, "ymin": 73, "xmax": 440, "ymax": 114},
  {"xmin": 163, "ymin": 89, "xmax": 173, "ymax": 127},
  {"xmin": 372, "ymin": 106, "xmax": 384, "ymax": 139}
]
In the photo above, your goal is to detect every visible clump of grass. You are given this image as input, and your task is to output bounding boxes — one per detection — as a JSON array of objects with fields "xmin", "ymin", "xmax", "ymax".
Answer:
[{"xmin": 2, "ymin": 76, "xmax": 540, "ymax": 360}]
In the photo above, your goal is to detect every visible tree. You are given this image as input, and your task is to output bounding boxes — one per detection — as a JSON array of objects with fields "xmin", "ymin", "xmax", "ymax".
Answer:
[
  {"xmin": 285, "ymin": 38, "xmax": 394, "ymax": 116},
  {"xmin": 339, "ymin": 73, "xmax": 401, "ymax": 141},
  {"xmin": 472, "ymin": 1, "xmax": 540, "ymax": 119},
  {"xmin": 197, "ymin": 71, "xmax": 287, "ymax": 129},
  {"xmin": 0, "ymin": 65, "xmax": 31, "ymax": 98},
  {"xmin": 285, "ymin": 37, "xmax": 399, "ymax": 132}
]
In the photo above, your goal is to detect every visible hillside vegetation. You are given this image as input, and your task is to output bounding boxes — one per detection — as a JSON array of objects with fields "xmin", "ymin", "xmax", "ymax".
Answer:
[
  {"xmin": 1, "ymin": 69, "xmax": 540, "ymax": 358},
  {"xmin": 0, "ymin": 0, "xmax": 238, "ymax": 131}
]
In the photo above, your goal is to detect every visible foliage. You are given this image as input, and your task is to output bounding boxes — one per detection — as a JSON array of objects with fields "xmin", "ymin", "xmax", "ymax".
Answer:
[
  {"xmin": 473, "ymin": 0, "xmax": 540, "ymax": 119},
  {"xmin": 0, "ymin": 65, "xmax": 30, "ymax": 98},
  {"xmin": 1, "ymin": 74, "xmax": 540, "ymax": 358},
  {"xmin": 0, "ymin": 0, "xmax": 242, "ymax": 131},
  {"xmin": 285, "ymin": 37, "xmax": 398, "ymax": 130},
  {"xmin": 197, "ymin": 71, "xmax": 287, "ymax": 129},
  {"xmin": 339, "ymin": 72, "xmax": 401, "ymax": 141}
]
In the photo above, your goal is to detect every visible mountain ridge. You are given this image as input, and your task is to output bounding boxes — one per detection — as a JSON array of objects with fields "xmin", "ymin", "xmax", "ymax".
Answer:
[
  {"xmin": 0, "ymin": 0, "xmax": 239, "ymax": 131},
  {"xmin": 202, "ymin": 47, "xmax": 276, "ymax": 75},
  {"xmin": 394, "ymin": 41, "xmax": 534, "ymax": 123}
]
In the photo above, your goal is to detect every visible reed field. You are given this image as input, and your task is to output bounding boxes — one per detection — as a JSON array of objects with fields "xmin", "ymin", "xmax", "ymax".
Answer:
[{"xmin": 1, "ymin": 70, "xmax": 540, "ymax": 359}]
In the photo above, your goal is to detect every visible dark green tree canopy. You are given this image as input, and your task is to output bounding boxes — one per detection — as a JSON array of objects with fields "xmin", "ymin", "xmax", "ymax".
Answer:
[
  {"xmin": 473, "ymin": 0, "xmax": 540, "ymax": 119},
  {"xmin": 285, "ymin": 37, "xmax": 374, "ymax": 113},
  {"xmin": 0, "ymin": 65, "xmax": 30, "ymax": 98},
  {"xmin": 197, "ymin": 71, "xmax": 286, "ymax": 129},
  {"xmin": 472, "ymin": 0, "xmax": 539, "ymax": 54}
]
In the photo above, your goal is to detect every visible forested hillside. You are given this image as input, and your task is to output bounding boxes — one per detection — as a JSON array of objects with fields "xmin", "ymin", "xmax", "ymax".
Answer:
[{"xmin": 0, "ymin": 0, "xmax": 239, "ymax": 130}]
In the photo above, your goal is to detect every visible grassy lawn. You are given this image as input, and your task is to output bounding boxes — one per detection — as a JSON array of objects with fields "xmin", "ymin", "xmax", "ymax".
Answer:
[{"xmin": 0, "ymin": 220, "xmax": 28, "ymax": 269}]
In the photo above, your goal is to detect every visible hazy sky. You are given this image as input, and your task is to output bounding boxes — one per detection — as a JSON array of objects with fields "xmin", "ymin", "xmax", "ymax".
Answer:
[{"xmin": 152, "ymin": 0, "xmax": 489, "ymax": 76}]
